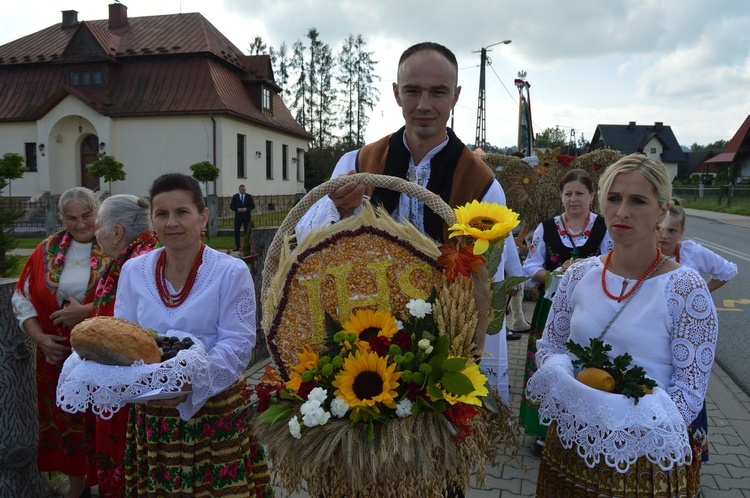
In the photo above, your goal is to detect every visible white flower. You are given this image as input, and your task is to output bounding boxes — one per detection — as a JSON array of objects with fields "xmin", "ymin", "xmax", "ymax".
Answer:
[
  {"xmin": 330, "ymin": 397, "xmax": 349, "ymax": 418},
  {"xmin": 300, "ymin": 399, "xmax": 331, "ymax": 427},
  {"xmin": 425, "ymin": 346, "xmax": 433, "ymax": 355},
  {"xmin": 396, "ymin": 398, "xmax": 413, "ymax": 418},
  {"xmin": 307, "ymin": 387, "xmax": 328, "ymax": 404},
  {"xmin": 396, "ymin": 320, "xmax": 404, "ymax": 330},
  {"xmin": 417, "ymin": 338, "xmax": 431, "ymax": 350},
  {"xmin": 407, "ymin": 299, "xmax": 432, "ymax": 318},
  {"xmin": 288, "ymin": 416, "xmax": 302, "ymax": 439}
]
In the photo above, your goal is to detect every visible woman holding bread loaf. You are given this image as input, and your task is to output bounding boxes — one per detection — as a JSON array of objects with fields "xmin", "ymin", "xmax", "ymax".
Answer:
[
  {"xmin": 13, "ymin": 187, "xmax": 107, "ymax": 498},
  {"xmin": 92, "ymin": 194, "xmax": 158, "ymax": 498},
  {"xmin": 114, "ymin": 173, "xmax": 271, "ymax": 497},
  {"xmin": 527, "ymin": 154, "xmax": 718, "ymax": 497}
]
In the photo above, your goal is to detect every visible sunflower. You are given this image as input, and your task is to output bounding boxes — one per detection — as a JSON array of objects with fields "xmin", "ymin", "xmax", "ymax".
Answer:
[
  {"xmin": 448, "ymin": 201, "xmax": 520, "ymax": 255},
  {"xmin": 286, "ymin": 346, "xmax": 320, "ymax": 392},
  {"xmin": 438, "ymin": 361, "xmax": 489, "ymax": 407},
  {"xmin": 342, "ymin": 309, "xmax": 398, "ymax": 352},
  {"xmin": 332, "ymin": 350, "xmax": 401, "ymax": 418}
]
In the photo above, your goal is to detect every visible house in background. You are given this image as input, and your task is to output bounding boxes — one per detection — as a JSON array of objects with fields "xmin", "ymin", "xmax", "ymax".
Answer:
[
  {"xmin": 700, "ymin": 115, "xmax": 750, "ymax": 183},
  {"xmin": 0, "ymin": 3, "xmax": 312, "ymax": 200},
  {"xmin": 681, "ymin": 150, "xmax": 720, "ymax": 183},
  {"xmin": 588, "ymin": 121, "xmax": 686, "ymax": 179}
]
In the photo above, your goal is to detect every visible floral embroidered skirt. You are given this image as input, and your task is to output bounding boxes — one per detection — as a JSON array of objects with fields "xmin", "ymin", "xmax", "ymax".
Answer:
[
  {"xmin": 95, "ymin": 407, "xmax": 129, "ymax": 497},
  {"xmin": 518, "ymin": 293, "xmax": 551, "ymax": 439},
  {"xmin": 537, "ymin": 421, "xmax": 701, "ymax": 498},
  {"xmin": 123, "ymin": 379, "xmax": 273, "ymax": 497}
]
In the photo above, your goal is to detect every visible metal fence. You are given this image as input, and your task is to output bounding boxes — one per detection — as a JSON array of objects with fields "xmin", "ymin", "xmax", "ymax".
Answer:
[
  {"xmin": 672, "ymin": 185, "xmax": 750, "ymax": 209},
  {"xmin": 7, "ymin": 193, "xmax": 300, "ymax": 236}
]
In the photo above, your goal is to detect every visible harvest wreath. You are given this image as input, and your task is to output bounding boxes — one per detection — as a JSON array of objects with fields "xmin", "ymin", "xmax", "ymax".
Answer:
[{"xmin": 256, "ymin": 173, "xmax": 523, "ymax": 497}]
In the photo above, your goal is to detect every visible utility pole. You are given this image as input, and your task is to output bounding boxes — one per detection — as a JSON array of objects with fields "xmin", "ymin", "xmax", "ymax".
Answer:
[{"xmin": 474, "ymin": 40, "xmax": 511, "ymax": 149}]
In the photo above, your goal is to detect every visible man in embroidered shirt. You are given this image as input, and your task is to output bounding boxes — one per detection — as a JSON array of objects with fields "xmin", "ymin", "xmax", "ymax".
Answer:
[{"xmin": 296, "ymin": 41, "xmax": 524, "ymax": 402}]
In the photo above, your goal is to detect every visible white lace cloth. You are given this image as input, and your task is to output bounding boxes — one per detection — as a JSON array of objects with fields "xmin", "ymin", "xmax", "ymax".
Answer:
[
  {"xmin": 56, "ymin": 330, "xmax": 210, "ymax": 420},
  {"xmin": 527, "ymin": 354, "xmax": 692, "ymax": 472}
]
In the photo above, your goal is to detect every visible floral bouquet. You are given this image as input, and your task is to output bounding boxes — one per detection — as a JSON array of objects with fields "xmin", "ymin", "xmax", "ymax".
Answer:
[{"xmin": 255, "ymin": 199, "xmax": 524, "ymax": 497}]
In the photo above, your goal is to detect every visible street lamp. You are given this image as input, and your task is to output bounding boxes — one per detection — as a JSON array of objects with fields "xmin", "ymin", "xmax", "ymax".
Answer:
[{"xmin": 474, "ymin": 40, "xmax": 512, "ymax": 148}]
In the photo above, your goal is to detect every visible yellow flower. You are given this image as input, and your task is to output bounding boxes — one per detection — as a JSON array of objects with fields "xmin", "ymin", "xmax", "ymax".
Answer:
[
  {"xmin": 439, "ymin": 362, "xmax": 489, "ymax": 407},
  {"xmin": 332, "ymin": 350, "xmax": 401, "ymax": 418},
  {"xmin": 285, "ymin": 346, "xmax": 319, "ymax": 392},
  {"xmin": 448, "ymin": 201, "xmax": 520, "ymax": 255},
  {"xmin": 342, "ymin": 309, "xmax": 398, "ymax": 352}
]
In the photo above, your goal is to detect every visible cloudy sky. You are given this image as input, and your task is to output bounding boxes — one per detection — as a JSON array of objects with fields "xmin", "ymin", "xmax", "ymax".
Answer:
[{"xmin": 3, "ymin": 0, "xmax": 749, "ymax": 150}]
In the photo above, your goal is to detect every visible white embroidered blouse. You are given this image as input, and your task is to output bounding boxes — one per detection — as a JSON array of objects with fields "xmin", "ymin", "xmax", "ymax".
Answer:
[
  {"xmin": 527, "ymin": 257, "xmax": 718, "ymax": 470},
  {"xmin": 114, "ymin": 246, "xmax": 256, "ymax": 419}
]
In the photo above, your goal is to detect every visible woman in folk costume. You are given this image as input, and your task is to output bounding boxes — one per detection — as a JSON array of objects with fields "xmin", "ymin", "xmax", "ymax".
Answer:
[
  {"xmin": 114, "ymin": 173, "xmax": 272, "ymax": 497},
  {"xmin": 12, "ymin": 187, "xmax": 107, "ymax": 498},
  {"xmin": 528, "ymin": 154, "xmax": 717, "ymax": 497},
  {"xmin": 91, "ymin": 195, "xmax": 158, "ymax": 497},
  {"xmin": 657, "ymin": 199, "xmax": 737, "ymax": 466},
  {"xmin": 519, "ymin": 168, "xmax": 612, "ymax": 455}
]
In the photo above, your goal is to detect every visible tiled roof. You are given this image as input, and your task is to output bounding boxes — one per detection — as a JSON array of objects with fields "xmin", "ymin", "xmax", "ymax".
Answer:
[
  {"xmin": 705, "ymin": 115, "xmax": 750, "ymax": 164},
  {"xmin": 590, "ymin": 122, "xmax": 686, "ymax": 163},
  {"xmin": 0, "ymin": 10, "xmax": 312, "ymax": 140}
]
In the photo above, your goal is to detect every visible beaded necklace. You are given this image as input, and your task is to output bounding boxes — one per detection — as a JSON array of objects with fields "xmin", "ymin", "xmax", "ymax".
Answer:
[
  {"xmin": 562, "ymin": 213, "xmax": 589, "ymax": 238},
  {"xmin": 601, "ymin": 248, "xmax": 664, "ymax": 302},
  {"xmin": 155, "ymin": 244, "xmax": 205, "ymax": 308}
]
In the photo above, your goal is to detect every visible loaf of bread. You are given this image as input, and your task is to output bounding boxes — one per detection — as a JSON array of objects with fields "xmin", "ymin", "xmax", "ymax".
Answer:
[{"xmin": 71, "ymin": 316, "xmax": 162, "ymax": 365}]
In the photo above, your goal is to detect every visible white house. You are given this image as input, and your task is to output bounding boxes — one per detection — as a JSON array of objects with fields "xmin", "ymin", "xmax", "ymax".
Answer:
[{"xmin": 0, "ymin": 3, "xmax": 312, "ymax": 200}]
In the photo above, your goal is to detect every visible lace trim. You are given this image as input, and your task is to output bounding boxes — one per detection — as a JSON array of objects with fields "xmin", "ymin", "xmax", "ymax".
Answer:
[
  {"xmin": 56, "ymin": 330, "xmax": 210, "ymax": 420},
  {"xmin": 527, "ymin": 356, "xmax": 692, "ymax": 472}
]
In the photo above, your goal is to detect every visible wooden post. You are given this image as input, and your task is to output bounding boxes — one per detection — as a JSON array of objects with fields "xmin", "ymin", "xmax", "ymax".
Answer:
[{"xmin": 0, "ymin": 279, "xmax": 47, "ymax": 496}]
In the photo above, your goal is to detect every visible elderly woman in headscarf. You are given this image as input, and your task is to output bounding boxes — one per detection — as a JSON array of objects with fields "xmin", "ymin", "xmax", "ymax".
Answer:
[
  {"xmin": 91, "ymin": 194, "xmax": 158, "ymax": 497},
  {"xmin": 13, "ymin": 187, "xmax": 107, "ymax": 498}
]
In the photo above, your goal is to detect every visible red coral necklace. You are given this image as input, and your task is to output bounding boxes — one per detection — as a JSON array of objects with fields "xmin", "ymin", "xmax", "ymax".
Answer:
[
  {"xmin": 563, "ymin": 213, "xmax": 588, "ymax": 237},
  {"xmin": 601, "ymin": 248, "xmax": 663, "ymax": 302},
  {"xmin": 155, "ymin": 244, "xmax": 205, "ymax": 308}
]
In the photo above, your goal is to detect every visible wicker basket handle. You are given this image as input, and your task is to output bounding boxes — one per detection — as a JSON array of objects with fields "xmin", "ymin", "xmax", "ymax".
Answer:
[{"xmin": 261, "ymin": 173, "xmax": 456, "ymax": 299}]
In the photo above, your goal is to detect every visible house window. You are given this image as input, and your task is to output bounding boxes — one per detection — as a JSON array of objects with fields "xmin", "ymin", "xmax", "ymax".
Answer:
[
  {"xmin": 296, "ymin": 149, "xmax": 303, "ymax": 182},
  {"xmin": 69, "ymin": 67, "xmax": 105, "ymax": 87},
  {"xmin": 265, "ymin": 140, "xmax": 273, "ymax": 179},
  {"xmin": 282, "ymin": 144, "xmax": 289, "ymax": 180},
  {"xmin": 237, "ymin": 134, "xmax": 246, "ymax": 178},
  {"xmin": 650, "ymin": 147, "xmax": 657, "ymax": 154},
  {"xmin": 262, "ymin": 87, "xmax": 272, "ymax": 111},
  {"xmin": 25, "ymin": 142, "xmax": 38, "ymax": 172}
]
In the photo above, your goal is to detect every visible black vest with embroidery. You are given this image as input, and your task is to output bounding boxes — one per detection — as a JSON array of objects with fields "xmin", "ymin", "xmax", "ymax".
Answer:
[
  {"xmin": 541, "ymin": 215, "xmax": 607, "ymax": 270},
  {"xmin": 358, "ymin": 127, "xmax": 468, "ymax": 243}
]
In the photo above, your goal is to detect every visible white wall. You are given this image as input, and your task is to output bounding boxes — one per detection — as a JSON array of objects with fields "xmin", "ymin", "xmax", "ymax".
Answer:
[
  {"xmin": 217, "ymin": 116, "xmax": 307, "ymax": 196},
  {"xmin": 0, "ymin": 95, "xmax": 309, "ymax": 198}
]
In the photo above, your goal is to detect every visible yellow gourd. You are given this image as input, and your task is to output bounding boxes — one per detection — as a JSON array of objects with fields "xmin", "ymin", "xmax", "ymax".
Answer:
[{"xmin": 576, "ymin": 367, "xmax": 616, "ymax": 392}]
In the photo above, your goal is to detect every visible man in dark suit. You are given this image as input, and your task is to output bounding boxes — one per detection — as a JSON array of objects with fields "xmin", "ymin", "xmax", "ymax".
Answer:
[{"xmin": 229, "ymin": 184, "xmax": 255, "ymax": 251}]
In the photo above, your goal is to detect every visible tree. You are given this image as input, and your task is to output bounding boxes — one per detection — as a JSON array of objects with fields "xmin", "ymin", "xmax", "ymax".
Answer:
[
  {"xmin": 534, "ymin": 126, "xmax": 568, "ymax": 149},
  {"xmin": 0, "ymin": 152, "xmax": 28, "ymax": 204},
  {"xmin": 303, "ymin": 141, "xmax": 349, "ymax": 191},
  {"xmin": 189, "ymin": 161, "xmax": 220, "ymax": 197},
  {"xmin": 691, "ymin": 139, "xmax": 727, "ymax": 152},
  {"xmin": 88, "ymin": 153, "xmax": 126, "ymax": 194},
  {"xmin": 270, "ymin": 42, "xmax": 291, "ymax": 96},
  {"xmin": 337, "ymin": 34, "xmax": 379, "ymax": 148},
  {"xmin": 0, "ymin": 153, "xmax": 26, "ymax": 277},
  {"xmin": 248, "ymin": 36, "xmax": 268, "ymax": 55}
]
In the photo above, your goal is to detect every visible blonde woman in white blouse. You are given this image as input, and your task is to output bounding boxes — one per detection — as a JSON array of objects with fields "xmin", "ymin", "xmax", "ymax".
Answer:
[{"xmin": 528, "ymin": 154, "xmax": 718, "ymax": 498}]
